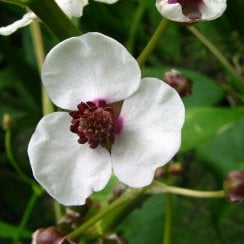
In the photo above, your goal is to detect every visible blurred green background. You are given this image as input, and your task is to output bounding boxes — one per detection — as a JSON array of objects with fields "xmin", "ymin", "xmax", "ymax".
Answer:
[{"xmin": 0, "ymin": 0, "xmax": 243, "ymax": 243}]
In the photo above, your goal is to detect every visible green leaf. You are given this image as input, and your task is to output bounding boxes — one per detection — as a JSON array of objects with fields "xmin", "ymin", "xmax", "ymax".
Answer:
[
  {"xmin": 117, "ymin": 195, "xmax": 164, "ymax": 244},
  {"xmin": 0, "ymin": 221, "xmax": 31, "ymax": 238},
  {"xmin": 0, "ymin": 68, "xmax": 38, "ymax": 112},
  {"xmin": 196, "ymin": 117, "xmax": 244, "ymax": 177},
  {"xmin": 181, "ymin": 107, "xmax": 244, "ymax": 152}
]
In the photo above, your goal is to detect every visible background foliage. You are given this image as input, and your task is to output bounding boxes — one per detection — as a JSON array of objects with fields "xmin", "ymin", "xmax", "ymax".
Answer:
[{"xmin": 0, "ymin": 0, "xmax": 243, "ymax": 243}]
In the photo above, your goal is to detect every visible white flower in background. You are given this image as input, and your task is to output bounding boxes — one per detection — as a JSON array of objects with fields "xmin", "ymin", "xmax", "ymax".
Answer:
[
  {"xmin": 156, "ymin": 0, "xmax": 227, "ymax": 23},
  {"xmin": 0, "ymin": 0, "xmax": 119, "ymax": 36},
  {"xmin": 28, "ymin": 32, "xmax": 185, "ymax": 206}
]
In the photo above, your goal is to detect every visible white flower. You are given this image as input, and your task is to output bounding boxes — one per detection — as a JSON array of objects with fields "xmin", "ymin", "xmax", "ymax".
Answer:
[
  {"xmin": 0, "ymin": 0, "xmax": 119, "ymax": 36},
  {"xmin": 28, "ymin": 32, "xmax": 185, "ymax": 206},
  {"xmin": 156, "ymin": 0, "xmax": 227, "ymax": 23}
]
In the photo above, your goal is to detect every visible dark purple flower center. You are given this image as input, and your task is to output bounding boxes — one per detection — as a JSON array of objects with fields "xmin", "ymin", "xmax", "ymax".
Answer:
[
  {"xmin": 168, "ymin": 0, "xmax": 203, "ymax": 20},
  {"xmin": 69, "ymin": 100, "xmax": 123, "ymax": 149}
]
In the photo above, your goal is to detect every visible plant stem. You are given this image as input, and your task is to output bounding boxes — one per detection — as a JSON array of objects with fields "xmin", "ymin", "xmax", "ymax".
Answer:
[
  {"xmin": 67, "ymin": 188, "xmax": 146, "ymax": 240},
  {"xmin": 165, "ymin": 186, "xmax": 224, "ymax": 198},
  {"xmin": 151, "ymin": 181, "xmax": 225, "ymax": 198},
  {"xmin": 13, "ymin": 191, "xmax": 40, "ymax": 243},
  {"xmin": 163, "ymin": 194, "xmax": 172, "ymax": 244},
  {"xmin": 126, "ymin": 0, "xmax": 147, "ymax": 53},
  {"xmin": 28, "ymin": 0, "xmax": 81, "ymax": 41},
  {"xmin": 188, "ymin": 26, "xmax": 244, "ymax": 92},
  {"xmin": 67, "ymin": 181, "xmax": 225, "ymax": 240},
  {"xmin": 0, "ymin": 0, "xmax": 28, "ymax": 6},
  {"xmin": 137, "ymin": 18, "xmax": 169, "ymax": 67},
  {"xmin": 54, "ymin": 201, "xmax": 63, "ymax": 222},
  {"xmin": 5, "ymin": 129, "xmax": 34, "ymax": 185},
  {"xmin": 30, "ymin": 18, "xmax": 54, "ymax": 115},
  {"xmin": 30, "ymin": 17, "xmax": 64, "ymax": 224}
]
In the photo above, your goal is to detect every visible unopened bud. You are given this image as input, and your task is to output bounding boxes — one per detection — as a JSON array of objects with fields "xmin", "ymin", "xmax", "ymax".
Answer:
[
  {"xmin": 155, "ymin": 167, "xmax": 167, "ymax": 179},
  {"xmin": 58, "ymin": 208, "xmax": 82, "ymax": 234},
  {"xmin": 32, "ymin": 227, "xmax": 74, "ymax": 244},
  {"xmin": 224, "ymin": 171, "xmax": 244, "ymax": 203},
  {"xmin": 2, "ymin": 113, "xmax": 14, "ymax": 130},
  {"xmin": 163, "ymin": 69, "xmax": 193, "ymax": 97},
  {"xmin": 168, "ymin": 162, "xmax": 184, "ymax": 175}
]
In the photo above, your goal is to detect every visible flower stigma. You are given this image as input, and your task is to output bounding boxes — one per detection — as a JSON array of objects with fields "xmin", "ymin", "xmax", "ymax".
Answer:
[{"xmin": 69, "ymin": 100, "xmax": 123, "ymax": 149}]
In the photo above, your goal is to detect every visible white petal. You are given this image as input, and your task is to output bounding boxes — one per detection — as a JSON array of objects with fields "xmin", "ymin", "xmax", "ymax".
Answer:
[
  {"xmin": 155, "ymin": 0, "xmax": 190, "ymax": 22},
  {"xmin": 156, "ymin": 0, "xmax": 227, "ymax": 22},
  {"xmin": 112, "ymin": 78, "xmax": 185, "ymax": 187},
  {"xmin": 28, "ymin": 112, "xmax": 112, "ymax": 206},
  {"xmin": 200, "ymin": 0, "xmax": 227, "ymax": 20},
  {"xmin": 0, "ymin": 12, "xmax": 36, "ymax": 36},
  {"xmin": 95, "ymin": 0, "xmax": 119, "ymax": 3},
  {"xmin": 56, "ymin": 0, "xmax": 89, "ymax": 18},
  {"xmin": 42, "ymin": 32, "xmax": 141, "ymax": 110}
]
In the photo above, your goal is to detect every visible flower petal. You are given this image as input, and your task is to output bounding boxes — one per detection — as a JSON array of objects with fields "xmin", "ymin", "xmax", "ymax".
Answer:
[
  {"xmin": 155, "ymin": 0, "xmax": 190, "ymax": 22},
  {"xmin": 28, "ymin": 112, "xmax": 112, "ymax": 206},
  {"xmin": 112, "ymin": 78, "xmax": 185, "ymax": 187},
  {"xmin": 42, "ymin": 32, "xmax": 141, "ymax": 110},
  {"xmin": 156, "ymin": 0, "xmax": 227, "ymax": 22},
  {"xmin": 200, "ymin": 0, "xmax": 227, "ymax": 20},
  {"xmin": 0, "ymin": 12, "xmax": 36, "ymax": 36},
  {"xmin": 56, "ymin": 0, "xmax": 89, "ymax": 18}
]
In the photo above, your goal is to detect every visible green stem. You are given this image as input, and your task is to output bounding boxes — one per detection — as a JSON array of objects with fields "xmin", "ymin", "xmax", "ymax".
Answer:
[
  {"xmin": 137, "ymin": 18, "xmax": 169, "ymax": 67},
  {"xmin": 67, "ymin": 188, "xmax": 146, "ymax": 240},
  {"xmin": 0, "ymin": 0, "xmax": 28, "ymax": 6},
  {"xmin": 29, "ymin": 18, "xmax": 63, "ymax": 223},
  {"xmin": 30, "ymin": 18, "xmax": 54, "ymax": 115},
  {"xmin": 188, "ymin": 26, "xmax": 244, "ymax": 92},
  {"xmin": 13, "ymin": 191, "xmax": 40, "ymax": 243},
  {"xmin": 1, "ymin": 0, "xmax": 81, "ymax": 40},
  {"xmin": 67, "ymin": 181, "xmax": 224, "ymax": 240},
  {"xmin": 126, "ymin": 0, "xmax": 147, "ymax": 53},
  {"xmin": 163, "ymin": 194, "xmax": 172, "ymax": 244},
  {"xmin": 151, "ymin": 181, "xmax": 225, "ymax": 198},
  {"xmin": 5, "ymin": 129, "xmax": 34, "ymax": 185},
  {"xmin": 54, "ymin": 201, "xmax": 63, "ymax": 223},
  {"xmin": 28, "ymin": 0, "xmax": 81, "ymax": 41}
]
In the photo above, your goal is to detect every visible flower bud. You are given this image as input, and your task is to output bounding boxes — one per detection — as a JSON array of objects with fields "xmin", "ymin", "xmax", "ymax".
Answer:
[
  {"xmin": 32, "ymin": 227, "xmax": 74, "ymax": 244},
  {"xmin": 155, "ymin": 167, "xmax": 167, "ymax": 179},
  {"xmin": 2, "ymin": 113, "xmax": 14, "ymax": 130},
  {"xmin": 168, "ymin": 162, "xmax": 184, "ymax": 175},
  {"xmin": 223, "ymin": 171, "xmax": 244, "ymax": 203},
  {"xmin": 58, "ymin": 208, "xmax": 82, "ymax": 234},
  {"xmin": 163, "ymin": 69, "xmax": 193, "ymax": 97}
]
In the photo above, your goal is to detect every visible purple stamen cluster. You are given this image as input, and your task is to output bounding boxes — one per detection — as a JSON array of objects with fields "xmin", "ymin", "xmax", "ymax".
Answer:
[{"xmin": 69, "ymin": 100, "xmax": 122, "ymax": 149}]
